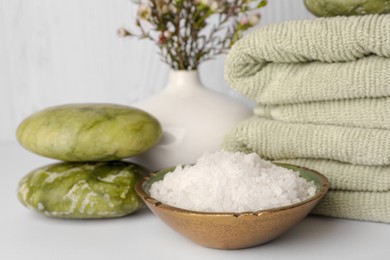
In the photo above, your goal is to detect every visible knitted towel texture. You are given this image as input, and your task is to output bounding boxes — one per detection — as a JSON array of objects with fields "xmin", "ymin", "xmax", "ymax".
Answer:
[
  {"xmin": 223, "ymin": 117, "xmax": 390, "ymax": 166},
  {"xmin": 277, "ymin": 159, "xmax": 390, "ymax": 223},
  {"xmin": 277, "ymin": 159, "xmax": 390, "ymax": 192},
  {"xmin": 255, "ymin": 97, "xmax": 390, "ymax": 129},
  {"xmin": 225, "ymin": 15, "xmax": 390, "ymax": 105},
  {"xmin": 223, "ymin": 14, "xmax": 390, "ymax": 223},
  {"xmin": 312, "ymin": 191, "xmax": 390, "ymax": 223}
]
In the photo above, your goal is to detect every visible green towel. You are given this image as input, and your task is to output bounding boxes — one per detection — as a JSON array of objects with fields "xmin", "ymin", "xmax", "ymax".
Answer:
[
  {"xmin": 223, "ymin": 119, "xmax": 390, "ymax": 222},
  {"xmin": 225, "ymin": 14, "xmax": 390, "ymax": 105},
  {"xmin": 223, "ymin": 117, "xmax": 390, "ymax": 166},
  {"xmin": 255, "ymin": 97, "xmax": 390, "ymax": 129},
  {"xmin": 277, "ymin": 159, "xmax": 390, "ymax": 192},
  {"xmin": 276, "ymin": 159, "xmax": 390, "ymax": 222},
  {"xmin": 312, "ymin": 190, "xmax": 390, "ymax": 223},
  {"xmin": 223, "ymin": 14, "xmax": 390, "ymax": 222}
]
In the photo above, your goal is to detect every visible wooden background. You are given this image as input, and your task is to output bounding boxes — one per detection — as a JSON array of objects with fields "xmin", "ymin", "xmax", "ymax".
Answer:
[{"xmin": 0, "ymin": 0, "xmax": 313, "ymax": 142}]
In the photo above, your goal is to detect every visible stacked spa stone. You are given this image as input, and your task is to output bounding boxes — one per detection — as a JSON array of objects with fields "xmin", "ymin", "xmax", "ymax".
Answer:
[{"xmin": 16, "ymin": 103, "xmax": 162, "ymax": 219}]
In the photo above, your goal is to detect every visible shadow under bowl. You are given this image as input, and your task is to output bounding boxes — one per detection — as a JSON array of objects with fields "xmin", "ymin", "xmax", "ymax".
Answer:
[{"xmin": 135, "ymin": 163, "xmax": 329, "ymax": 249}]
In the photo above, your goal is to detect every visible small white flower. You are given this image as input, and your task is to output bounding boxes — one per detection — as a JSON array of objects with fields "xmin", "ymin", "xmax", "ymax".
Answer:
[
  {"xmin": 239, "ymin": 16, "xmax": 249, "ymax": 26},
  {"xmin": 117, "ymin": 28, "xmax": 131, "ymax": 37},
  {"xmin": 138, "ymin": 5, "xmax": 152, "ymax": 20},
  {"xmin": 161, "ymin": 5, "xmax": 170, "ymax": 14},
  {"xmin": 248, "ymin": 13, "xmax": 261, "ymax": 25},
  {"xmin": 163, "ymin": 30, "xmax": 172, "ymax": 38},
  {"xmin": 200, "ymin": 0, "xmax": 221, "ymax": 12},
  {"xmin": 201, "ymin": 0, "xmax": 213, "ymax": 7},
  {"xmin": 210, "ymin": 1, "xmax": 219, "ymax": 11}
]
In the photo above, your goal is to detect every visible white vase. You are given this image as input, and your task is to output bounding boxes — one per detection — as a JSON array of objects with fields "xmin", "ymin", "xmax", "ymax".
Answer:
[{"xmin": 131, "ymin": 70, "xmax": 251, "ymax": 171}]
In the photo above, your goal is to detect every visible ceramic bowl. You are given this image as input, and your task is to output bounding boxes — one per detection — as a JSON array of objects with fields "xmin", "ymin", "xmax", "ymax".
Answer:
[{"xmin": 135, "ymin": 163, "xmax": 329, "ymax": 249}]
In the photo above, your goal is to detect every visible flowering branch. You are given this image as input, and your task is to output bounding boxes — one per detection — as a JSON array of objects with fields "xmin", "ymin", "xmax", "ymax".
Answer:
[{"xmin": 118, "ymin": 0, "xmax": 267, "ymax": 70}]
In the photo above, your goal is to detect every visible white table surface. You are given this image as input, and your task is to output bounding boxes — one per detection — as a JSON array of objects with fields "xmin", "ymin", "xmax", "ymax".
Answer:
[{"xmin": 1, "ymin": 140, "xmax": 389, "ymax": 260}]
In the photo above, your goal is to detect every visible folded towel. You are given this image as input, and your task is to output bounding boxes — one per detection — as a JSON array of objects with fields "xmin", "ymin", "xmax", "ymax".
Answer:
[
  {"xmin": 275, "ymin": 159, "xmax": 390, "ymax": 222},
  {"xmin": 223, "ymin": 117, "xmax": 390, "ymax": 166},
  {"xmin": 276, "ymin": 159, "xmax": 390, "ymax": 192},
  {"xmin": 225, "ymin": 14, "xmax": 390, "ymax": 105},
  {"xmin": 223, "ymin": 14, "xmax": 390, "ymax": 223},
  {"xmin": 255, "ymin": 97, "xmax": 390, "ymax": 129},
  {"xmin": 223, "ymin": 119, "xmax": 390, "ymax": 222},
  {"xmin": 311, "ymin": 190, "xmax": 390, "ymax": 223}
]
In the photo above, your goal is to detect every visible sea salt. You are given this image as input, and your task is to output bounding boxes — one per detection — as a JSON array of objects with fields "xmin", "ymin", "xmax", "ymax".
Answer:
[{"xmin": 149, "ymin": 150, "xmax": 317, "ymax": 213}]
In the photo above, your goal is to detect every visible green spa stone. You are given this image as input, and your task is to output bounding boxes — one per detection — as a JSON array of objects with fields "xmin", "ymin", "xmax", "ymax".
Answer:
[
  {"xmin": 304, "ymin": 0, "xmax": 390, "ymax": 17},
  {"xmin": 17, "ymin": 161, "xmax": 147, "ymax": 218},
  {"xmin": 16, "ymin": 103, "xmax": 162, "ymax": 161}
]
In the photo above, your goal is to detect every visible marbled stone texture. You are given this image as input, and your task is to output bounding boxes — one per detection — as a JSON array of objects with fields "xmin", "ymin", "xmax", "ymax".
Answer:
[
  {"xmin": 16, "ymin": 103, "xmax": 162, "ymax": 161},
  {"xmin": 17, "ymin": 161, "xmax": 147, "ymax": 218},
  {"xmin": 304, "ymin": 0, "xmax": 390, "ymax": 17}
]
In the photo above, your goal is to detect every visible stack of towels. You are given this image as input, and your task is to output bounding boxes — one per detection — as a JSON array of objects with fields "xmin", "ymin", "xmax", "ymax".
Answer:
[{"xmin": 223, "ymin": 14, "xmax": 390, "ymax": 223}]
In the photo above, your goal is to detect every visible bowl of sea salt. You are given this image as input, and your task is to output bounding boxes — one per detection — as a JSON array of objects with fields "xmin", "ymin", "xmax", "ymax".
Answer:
[{"xmin": 135, "ymin": 150, "xmax": 329, "ymax": 249}]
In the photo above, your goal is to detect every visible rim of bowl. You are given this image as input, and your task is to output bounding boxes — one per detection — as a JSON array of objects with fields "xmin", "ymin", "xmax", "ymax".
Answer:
[{"xmin": 135, "ymin": 163, "xmax": 330, "ymax": 217}]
